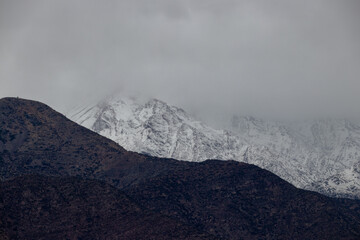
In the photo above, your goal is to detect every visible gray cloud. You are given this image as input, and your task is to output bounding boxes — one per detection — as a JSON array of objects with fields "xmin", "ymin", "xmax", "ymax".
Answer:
[{"xmin": 1, "ymin": 0, "xmax": 359, "ymax": 122}]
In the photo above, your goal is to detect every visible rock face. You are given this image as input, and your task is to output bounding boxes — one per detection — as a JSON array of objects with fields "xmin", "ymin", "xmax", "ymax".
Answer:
[
  {"xmin": 2, "ymin": 97, "xmax": 360, "ymax": 239},
  {"xmin": 68, "ymin": 94, "xmax": 360, "ymax": 198}
]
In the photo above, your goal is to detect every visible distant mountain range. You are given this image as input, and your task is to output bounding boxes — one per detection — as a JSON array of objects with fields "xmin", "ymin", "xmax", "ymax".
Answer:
[
  {"xmin": 1, "ymin": 97, "xmax": 360, "ymax": 239},
  {"xmin": 68, "ymin": 94, "xmax": 360, "ymax": 199}
]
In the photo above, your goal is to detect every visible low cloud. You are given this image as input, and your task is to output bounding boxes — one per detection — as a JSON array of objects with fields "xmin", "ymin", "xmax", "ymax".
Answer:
[{"xmin": 1, "ymin": 0, "xmax": 359, "ymax": 122}]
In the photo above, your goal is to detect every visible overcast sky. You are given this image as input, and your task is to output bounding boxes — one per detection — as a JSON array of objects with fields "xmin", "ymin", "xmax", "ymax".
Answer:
[{"xmin": 1, "ymin": 0, "xmax": 359, "ymax": 122}]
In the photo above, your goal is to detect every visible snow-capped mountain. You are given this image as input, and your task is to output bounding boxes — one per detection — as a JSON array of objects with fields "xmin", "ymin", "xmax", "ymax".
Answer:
[
  {"xmin": 68, "ymin": 94, "xmax": 360, "ymax": 198},
  {"xmin": 307, "ymin": 161, "xmax": 360, "ymax": 198},
  {"xmin": 68, "ymin": 95, "xmax": 246, "ymax": 161}
]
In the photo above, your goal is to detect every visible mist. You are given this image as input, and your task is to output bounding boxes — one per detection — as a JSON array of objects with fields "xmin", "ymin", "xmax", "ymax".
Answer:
[{"xmin": 1, "ymin": 0, "xmax": 360, "ymax": 123}]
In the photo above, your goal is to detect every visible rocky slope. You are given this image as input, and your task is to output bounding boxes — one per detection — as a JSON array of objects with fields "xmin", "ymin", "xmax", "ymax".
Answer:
[
  {"xmin": 1, "ymin": 175, "xmax": 211, "ymax": 240},
  {"xmin": 126, "ymin": 160, "xmax": 360, "ymax": 240},
  {"xmin": 68, "ymin": 94, "xmax": 360, "ymax": 198},
  {"xmin": 2, "ymin": 97, "xmax": 360, "ymax": 239},
  {"xmin": 0, "ymin": 97, "xmax": 182, "ymax": 188}
]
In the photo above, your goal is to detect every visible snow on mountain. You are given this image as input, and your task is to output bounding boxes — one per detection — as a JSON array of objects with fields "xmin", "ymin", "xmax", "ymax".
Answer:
[
  {"xmin": 68, "ymin": 94, "xmax": 360, "ymax": 198},
  {"xmin": 306, "ymin": 161, "xmax": 360, "ymax": 198},
  {"xmin": 229, "ymin": 116, "xmax": 360, "ymax": 193},
  {"xmin": 68, "ymin": 95, "xmax": 246, "ymax": 161}
]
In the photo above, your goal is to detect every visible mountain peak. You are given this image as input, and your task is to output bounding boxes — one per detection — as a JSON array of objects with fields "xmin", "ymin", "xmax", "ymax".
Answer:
[
  {"xmin": 69, "ymin": 95, "xmax": 360, "ymax": 199},
  {"xmin": 3, "ymin": 97, "xmax": 360, "ymax": 239},
  {"xmin": 0, "ymin": 97, "xmax": 48, "ymax": 109}
]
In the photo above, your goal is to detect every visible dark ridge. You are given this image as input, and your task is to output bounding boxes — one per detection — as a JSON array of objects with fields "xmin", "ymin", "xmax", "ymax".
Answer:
[
  {"xmin": 0, "ymin": 97, "xmax": 181, "ymax": 187},
  {"xmin": 1, "ymin": 97, "xmax": 360, "ymax": 239},
  {"xmin": 126, "ymin": 160, "xmax": 360, "ymax": 239},
  {"xmin": 0, "ymin": 175, "xmax": 213, "ymax": 240}
]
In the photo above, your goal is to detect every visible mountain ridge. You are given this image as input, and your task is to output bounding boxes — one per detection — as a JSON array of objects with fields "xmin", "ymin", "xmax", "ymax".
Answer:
[
  {"xmin": 68, "ymin": 94, "xmax": 360, "ymax": 198},
  {"xmin": 1, "ymin": 174, "xmax": 213, "ymax": 240},
  {"xmin": 2, "ymin": 97, "xmax": 360, "ymax": 239}
]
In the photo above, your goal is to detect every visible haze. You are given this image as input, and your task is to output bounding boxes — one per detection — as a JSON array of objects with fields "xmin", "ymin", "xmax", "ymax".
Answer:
[{"xmin": 1, "ymin": 0, "xmax": 359, "ymax": 123}]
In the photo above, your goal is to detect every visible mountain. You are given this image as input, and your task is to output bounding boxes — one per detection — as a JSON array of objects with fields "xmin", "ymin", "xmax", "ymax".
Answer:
[
  {"xmin": 1, "ymin": 175, "xmax": 211, "ymax": 240},
  {"xmin": 68, "ymin": 95, "xmax": 243, "ymax": 161},
  {"xmin": 126, "ymin": 160, "xmax": 360, "ymax": 240},
  {"xmin": 68, "ymin": 94, "xmax": 360, "ymax": 198},
  {"xmin": 2, "ymin": 97, "xmax": 360, "ymax": 239},
  {"xmin": 0, "ymin": 97, "xmax": 181, "ymax": 188},
  {"xmin": 308, "ymin": 161, "xmax": 360, "ymax": 199},
  {"xmin": 230, "ymin": 116, "xmax": 360, "ymax": 198}
]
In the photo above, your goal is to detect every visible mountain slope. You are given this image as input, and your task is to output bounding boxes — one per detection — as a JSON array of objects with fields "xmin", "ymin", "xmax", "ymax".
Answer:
[
  {"xmin": 68, "ymin": 95, "xmax": 360, "ymax": 198},
  {"xmin": 230, "ymin": 116, "xmax": 360, "ymax": 198},
  {"xmin": 0, "ymin": 97, "xmax": 181, "ymax": 188},
  {"xmin": 0, "ymin": 175, "xmax": 212, "ymax": 240},
  {"xmin": 2, "ymin": 97, "xmax": 360, "ymax": 239},
  {"xmin": 307, "ymin": 161, "xmax": 360, "ymax": 198},
  {"xmin": 126, "ymin": 160, "xmax": 360, "ymax": 240},
  {"xmin": 68, "ymin": 95, "xmax": 245, "ymax": 161}
]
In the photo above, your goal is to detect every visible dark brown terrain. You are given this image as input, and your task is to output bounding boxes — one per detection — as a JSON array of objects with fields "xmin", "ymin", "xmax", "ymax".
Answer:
[
  {"xmin": 0, "ymin": 97, "xmax": 180, "ymax": 187},
  {"xmin": 126, "ymin": 160, "xmax": 360, "ymax": 239},
  {"xmin": 0, "ymin": 175, "xmax": 212, "ymax": 240},
  {"xmin": 1, "ymin": 97, "xmax": 360, "ymax": 239}
]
